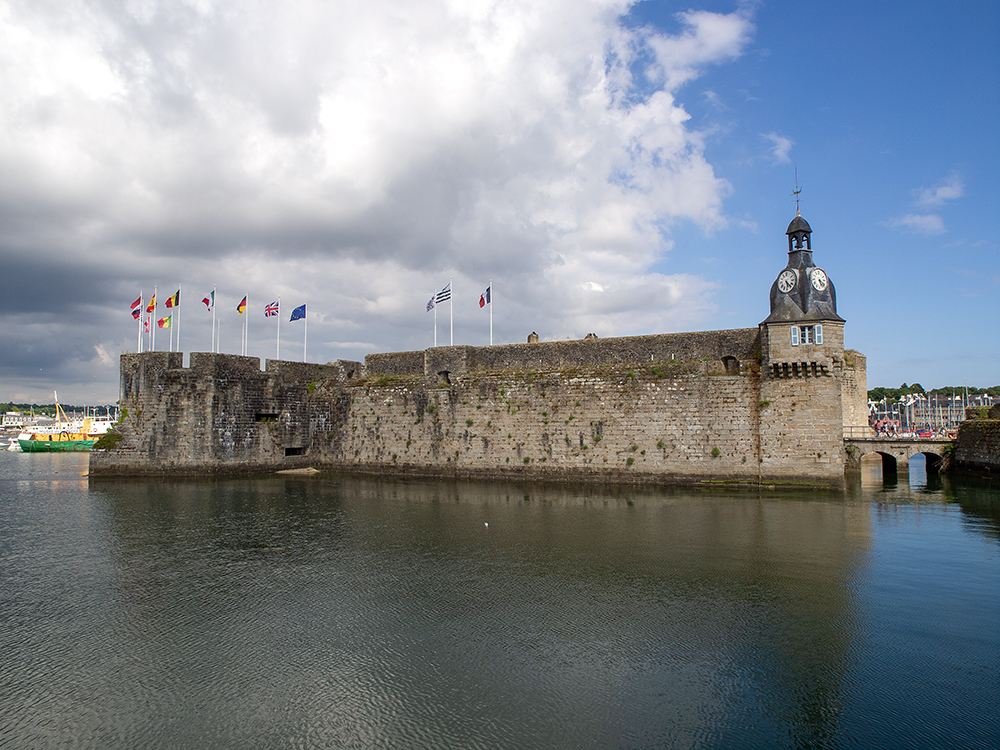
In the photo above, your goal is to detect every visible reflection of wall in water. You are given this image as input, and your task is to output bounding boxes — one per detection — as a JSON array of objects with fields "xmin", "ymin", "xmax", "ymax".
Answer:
[{"xmin": 95, "ymin": 474, "xmax": 872, "ymax": 743}]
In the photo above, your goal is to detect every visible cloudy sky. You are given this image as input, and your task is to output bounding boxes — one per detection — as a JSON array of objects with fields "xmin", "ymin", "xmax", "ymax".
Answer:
[{"xmin": 1, "ymin": 0, "xmax": 997, "ymax": 404}]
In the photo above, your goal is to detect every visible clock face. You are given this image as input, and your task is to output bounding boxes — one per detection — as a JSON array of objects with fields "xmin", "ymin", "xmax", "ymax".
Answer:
[
  {"xmin": 810, "ymin": 268, "xmax": 828, "ymax": 291},
  {"xmin": 777, "ymin": 269, "xmax": 797, "ymax": 293}
]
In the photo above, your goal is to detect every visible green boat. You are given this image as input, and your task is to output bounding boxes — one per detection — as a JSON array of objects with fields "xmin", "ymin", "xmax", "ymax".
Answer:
[
  {"xmin": 17, "ymin": 393, "xmax": 100, "ymax": 452},
  {"xmin": 18, "ymin": 432, "xmax": 96, "ymax": 452}
]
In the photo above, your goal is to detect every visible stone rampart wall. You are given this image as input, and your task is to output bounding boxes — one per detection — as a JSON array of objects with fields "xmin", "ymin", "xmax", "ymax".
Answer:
[
  {"xmin": 841, "ymin": 350, "xmax": 869, "ymax": 431},
  {"xmin": 953, "ymin": 419, "xmax": 1000, "ymax": 475},
  {"xmin": 310, "ymin": 361, "xmax": 771, "ymax": 484},
  {"xmin": 92, "ymin": 334, "xmax": 848, "ymax": 488},
  {"xmin": 364, "ymin": 329, "xmax": 760, "ymax": 377}
]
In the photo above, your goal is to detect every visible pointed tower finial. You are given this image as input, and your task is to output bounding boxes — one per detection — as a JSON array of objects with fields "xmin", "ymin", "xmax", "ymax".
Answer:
[{"xmin": 792, "ymin": 165, "xmax": 802, "ymax": 216}]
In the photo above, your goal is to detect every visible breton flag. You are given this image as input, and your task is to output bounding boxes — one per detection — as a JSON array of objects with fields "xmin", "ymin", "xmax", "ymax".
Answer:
[
  {"xmin": 479, "ymin": 286, "xmax": 491, "ymax": 308},
  {"xmin": 265, "ymin": 301, "xmax": 279, "ymax": 317},
  {"xmin": 164, "ymin": 289, "xmax": 180, "ymax": 308},
  {"xmin": 435, "ymin": 283, "xmax": 451, "ymax": 303},
  {"xmin": 237, "ymin": 296, "xmax": 247, "ymax": 315},
  {"xmin": 146, "ymin": 294, "xmax": 156, "ymax": 313},
  {"xmin": 157, "ymin": 315, "xmax": 172, "ymax": 329},
  {"xmin": 290, "ymin": 304, "xmax": 306, "ymax": 322},
  {"xmin": 202, "ymin": 291, "xmax": 214, "ymax": 310}
]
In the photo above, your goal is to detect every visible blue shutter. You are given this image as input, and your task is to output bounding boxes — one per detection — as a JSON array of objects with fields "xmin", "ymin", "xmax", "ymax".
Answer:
[
  {"xmin": 791, "ymin": 326, "xmax": 799, "ymax": 346},
  {"xmin": 815, "ymin": 324, "xmax": 823, "ymax": 344}
]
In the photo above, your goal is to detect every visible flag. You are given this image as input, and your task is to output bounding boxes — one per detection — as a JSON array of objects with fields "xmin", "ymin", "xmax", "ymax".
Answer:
[
  {"xmin": 237, "ymin": 296, "xmax": 247, "ymax": 315},
  {"xmin": 164, "ymin": 290, "xmax": 180, "ymax": 308},
  {"xmin": 132, "ymin": 308, "xmax": 141, "ymax": 320},
  {"xmin": 146, "ymin": 294, "xmax": 156, "ymax": 313},
  {"xmin": 435, "ymin": 283, "xmax": 451, "ymax": 303},
  {"xmin": 479, "ymin": 285, "xmax": 491, "ymax": 308},
  {"xmin": 426, "ymin": 295, "xmax": 436, "ymax": 312},
  {"xmin": 290, "ymin": 304, "xmax": 306, "ymax": 322},
  {"xmin": 130, "ymin": 295, "xmax": 142, "ymax": 311},
  {"xmin": 202, "ymin": 291, "xmax": 214, "ymax": 310},
  {"xmin": 144, "ymin": 315, "xmax": 150, "ymax": 332},
  {"xmin": 265, "ymin": 301, "xmax": 279, "ymax": 317},
  {"xmin": 158, "ymin": 315, "xmax": 172, "ymax": 328}
]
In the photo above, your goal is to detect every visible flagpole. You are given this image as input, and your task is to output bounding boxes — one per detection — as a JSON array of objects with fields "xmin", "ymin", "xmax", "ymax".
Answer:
[
  {"xmin": 449, "ymin": 276, "xmax": 453, "ymax": 347},
  {"xmin": 137, "ymin": 290, "xmax": 143, "ymax": 353},
  {"xmin": 490, "ymin": 278, "xmax": 493, "ymax": 346},
  {"xmin": 276, "ymin": 297, "xmax": 280, "ymax": 361},
  {"xmin": 177, "ymin": 283, "xmax": 182, "ymax": 358},
  {"xmin": 303, "ymin": 302, "xmax": 308, "ymax": 362},
  {"xmin": 433, "ymin": 288, "xmax": 437, "ymax": 348},
  {"xmin": 243, "ymin": 292, "xmax": 248, "ymax": 356},
  {"xmin": 151, "ymin": 285, "xmax": 157, "ymax": 351},
  {"xmin": 212, "ymin": 286, "xmax": 217, "ymax": 353}
]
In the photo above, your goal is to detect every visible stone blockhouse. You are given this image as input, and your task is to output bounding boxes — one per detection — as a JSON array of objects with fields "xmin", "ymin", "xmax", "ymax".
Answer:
[{"xmin": 91, "ymin": 214, "xmax": 866, "ymax": 488}]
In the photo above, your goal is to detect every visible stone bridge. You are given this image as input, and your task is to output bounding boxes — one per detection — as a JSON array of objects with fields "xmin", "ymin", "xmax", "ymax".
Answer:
[{"xmin": 844, "ymin": 437, "xmax": 952, "ymax": 474}]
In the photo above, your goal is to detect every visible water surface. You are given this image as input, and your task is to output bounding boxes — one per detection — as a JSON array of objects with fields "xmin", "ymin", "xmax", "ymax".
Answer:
[{"xmin": 1, "ymin": 452, "xmax": 997, "ymax": 748}]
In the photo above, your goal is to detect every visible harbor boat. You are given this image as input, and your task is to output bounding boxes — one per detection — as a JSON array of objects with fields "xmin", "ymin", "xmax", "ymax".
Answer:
[
  {"xmin": 17, "ymin": 393, "xmax": 113, "ymax": 453},
  {"xmin": 18, "ymin": 426, "xmax": 96, "ymax": 452}
]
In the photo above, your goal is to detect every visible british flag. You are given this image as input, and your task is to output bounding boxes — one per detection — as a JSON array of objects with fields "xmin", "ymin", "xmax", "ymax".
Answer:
[{"xmin": 265, "ymin": 301, "xmax": 279, "ymax": 317}]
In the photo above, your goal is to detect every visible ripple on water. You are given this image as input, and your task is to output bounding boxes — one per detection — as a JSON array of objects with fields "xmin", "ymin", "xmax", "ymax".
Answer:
[{"xmin": 1, "ymin": 459, "xmax": 998, "ymax": 748}]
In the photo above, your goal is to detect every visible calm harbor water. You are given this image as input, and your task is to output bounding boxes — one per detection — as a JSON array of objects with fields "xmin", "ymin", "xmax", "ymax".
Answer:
[{"xmin": 1, "ymin": 452, "xmax": 997, "ymax": 749}]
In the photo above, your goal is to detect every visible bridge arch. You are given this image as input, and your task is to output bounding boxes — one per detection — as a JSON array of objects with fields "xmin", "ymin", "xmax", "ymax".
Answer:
[
  {"xmin": 858, "ymin": 450, "xmax": 899, "ymax": 475},
  {"xmin": 845, "ymin": 438, "xmax": 951, "ymax": 477}
]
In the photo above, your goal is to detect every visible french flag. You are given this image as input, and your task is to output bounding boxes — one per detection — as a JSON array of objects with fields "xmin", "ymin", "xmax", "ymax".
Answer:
[{"xmin": 479, "ymin": 286, "xmax": 491, "ymax": 308}]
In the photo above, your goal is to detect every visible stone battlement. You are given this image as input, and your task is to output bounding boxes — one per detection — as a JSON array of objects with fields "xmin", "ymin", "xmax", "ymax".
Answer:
[{"xmin": 366, "ymin": 329, "xmax": 760, "ymax": 378}]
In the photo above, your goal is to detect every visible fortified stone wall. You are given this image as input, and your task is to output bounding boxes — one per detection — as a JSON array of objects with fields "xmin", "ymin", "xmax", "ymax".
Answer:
[
  {"xmin": 841, "ymin": 350, "xmax": 870, "ymax": 434},
  {"xmin": 953, "ymin": 418, "xmax": 1000, "ymax": 476},
  {"xmin": 92, "ymin": 328, "xmax": 851, "ymax": 487},
  {"xmin": 309, "ymin": 359, "xmax": 766, "ymax": 485},
  {"xmin": 758, "ymin": 321, "xmax": 848, "ymax": 483},
  {"xmin": 92, "ymin": 353, "xmax": 360, "ymax": 475},
  {"xmin": 366, "ymin": 329, "xmax": 760, "ymax": 378}
]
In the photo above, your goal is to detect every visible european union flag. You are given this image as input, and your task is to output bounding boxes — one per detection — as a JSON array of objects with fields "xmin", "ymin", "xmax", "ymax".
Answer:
[{"xmin": 290, "ymin": 304, "xmax": 306, "ymax": 322}]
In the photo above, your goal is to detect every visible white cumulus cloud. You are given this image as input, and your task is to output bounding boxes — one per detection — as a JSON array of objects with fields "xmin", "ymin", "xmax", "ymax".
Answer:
[
  {"xmin": 914, "ymin": 171, "xmax": 964, "ymax": 207},
  {"xmin": 0, "ymin": 0, "xmax": 756, "ymax": 397},
  {"xmin": 762, "ymin": 132, "xmax": 793, "ymax": 164},
  {"xmin": 886, "ymin": 214, "xmax": 946, "ymax": 236}
]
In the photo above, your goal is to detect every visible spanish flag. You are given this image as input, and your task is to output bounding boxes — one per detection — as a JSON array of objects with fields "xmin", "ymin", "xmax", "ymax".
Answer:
[
  {"xmin": 237, "ymin": 296, "xmax": 247, "ymax": 315},
  {"xmin": 146, "ymin": 294, "xmax": 156, "ymax": 313},
  {"xmin": 157, "ymin": 315, "xmax": 172, "ymax": 328},
  {"xmin": 164, "ymin": 289, "xmax": 180, "ymax": 308}
]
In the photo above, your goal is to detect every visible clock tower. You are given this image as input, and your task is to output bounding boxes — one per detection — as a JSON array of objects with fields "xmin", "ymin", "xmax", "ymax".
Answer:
[{"xmin": 761, "ymin": 211, "xmax": 845, "ymax": 379}]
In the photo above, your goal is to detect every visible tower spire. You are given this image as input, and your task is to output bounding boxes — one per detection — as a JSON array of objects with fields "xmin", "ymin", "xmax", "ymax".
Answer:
[{"xmin": 792, "ymin": 165, "xmax": 802, "ymax": 217}]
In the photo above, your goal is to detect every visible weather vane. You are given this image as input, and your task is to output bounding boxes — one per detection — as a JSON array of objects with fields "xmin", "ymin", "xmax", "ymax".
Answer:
[{"xmin": 792, "ymin": 165, "xmax": 802, "ymax": 216}]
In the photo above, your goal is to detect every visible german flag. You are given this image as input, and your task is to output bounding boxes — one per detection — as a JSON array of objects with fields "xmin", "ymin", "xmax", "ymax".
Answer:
[{"xmin": 237, "ymin": 296, "xmax": 247, "ymax": 315}]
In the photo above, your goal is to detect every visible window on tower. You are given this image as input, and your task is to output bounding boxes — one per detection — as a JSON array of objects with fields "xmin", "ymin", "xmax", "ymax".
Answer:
[{"xmin": 791, "ymin": 324, "xmax": 823, "ymax": 346}]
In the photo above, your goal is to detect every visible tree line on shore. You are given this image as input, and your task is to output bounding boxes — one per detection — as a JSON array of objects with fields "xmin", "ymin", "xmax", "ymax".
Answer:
[{"xmin": 1, "ymin": 402, "xmax": 116, "ymax": 417}]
